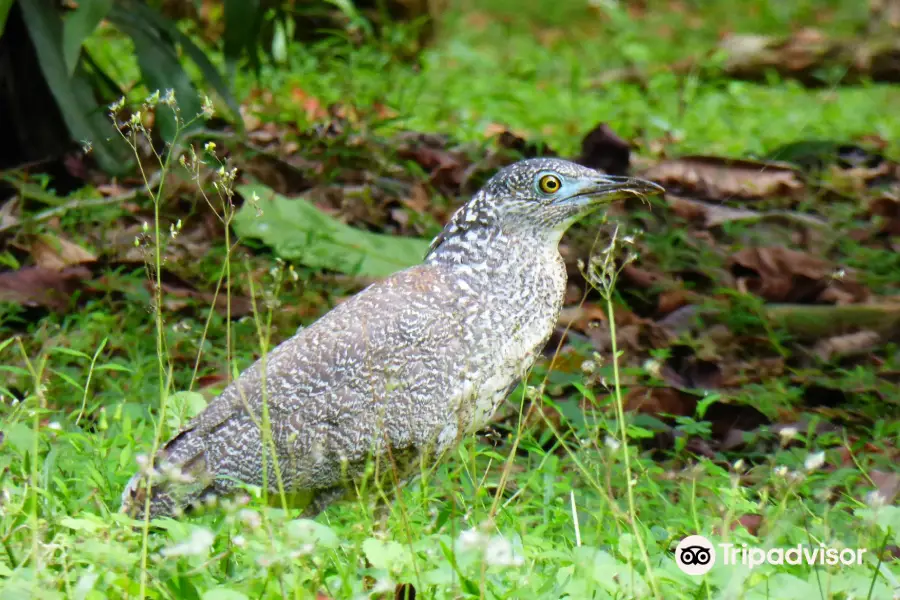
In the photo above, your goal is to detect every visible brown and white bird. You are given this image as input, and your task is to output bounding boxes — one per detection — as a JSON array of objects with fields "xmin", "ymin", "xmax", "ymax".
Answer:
[{"xmin": 121, "ymin": 157, "xmax": 663, "ymax": 519}]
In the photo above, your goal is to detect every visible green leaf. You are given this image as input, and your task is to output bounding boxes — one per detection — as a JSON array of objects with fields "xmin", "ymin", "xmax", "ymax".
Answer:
[
  {"xmin": 62, "ymin": 0, "xmax": 112, "ymax": 76},
  {"xmin": 0, "ymin": 0, "xmax": 14, "ymax": 37},
  {"xmin": 286, "ymin": 519, "xmax": 339, "ymax": 549},
  {"xmin": 117, "ymin": 0, "xmax": 241, "ymax": 126},
  {"xmin": 60, "ymin": 516, "xmax": 107, "ymax": 533},
  {"xmin": 19, "ymin": 0, "xmax": 129, "ymax": 174},
  {"xmin": 362, "ymin": 538, "xmax": 411, "ymax": 571},
  {"xmin": 223, "ymin": 0, "xmax": 262, "ymax": 69},
  {"xmin": 233, "ymin": 184, "xmax": 431, "ymax": 278},
  {"xmin": 165, "ymin": 391, "xmax": 208, "ymax": 433},
  {"xmin": 106, "ymin": 5, "xmax": 199, "ymax": 141}
]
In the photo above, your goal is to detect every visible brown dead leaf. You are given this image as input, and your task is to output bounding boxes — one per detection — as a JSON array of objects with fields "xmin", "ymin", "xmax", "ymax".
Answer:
[
  {"xmin": 576, "ymin": 123, "xmax": 632, "ymax": 175},
  {"xmin": 730, "ymin": 247, "xmax": 867, "ymax": 303},
  {"xmin": 666, "ymin": 194, "xmax": 827, "ymax": 228},
  {"xmin": 401, "ymin": 182, "xmax": 431, "ymax": 213},
  {"xmin": 870, "ymin": 470, "xmax": 900, "ymax": 505},
  {"xmin": 868, "ymin": 194, "xmax": 900, "ymax": 236},
  {"xmin": 735, "ymin": 514, "xmax": 763, "ymax": 536},
  {"xmin": 642, "ymin": 156, "xmax": 804, "ymax": 200},
  {"xmin": 659, "ymin": 349, "xmax": 724, "ymax": 391},
  {"xmin": 720, "ymin": 29, "xmax": 900, "ymax": 85},
  {"xmin": 28, "ymin": 233, "xmax": 96, "ymax": 270},
  {"xmin": 625, "ymin": 386, "xmax": 696, "ymax": 416},
  {"xmin": 154, "ymin": 274, "xmax": 253, "ymax": 318},
  {"xmin": 813, "ymin": 330, "xmax": 881, "ymax": 361},
  {"xmin": 396, "ymin": 134, "xmax": 470, "ymax": 195},
  {"xmin": 0, "ymin": 265, "xmax": 91, "ymax": 312}
]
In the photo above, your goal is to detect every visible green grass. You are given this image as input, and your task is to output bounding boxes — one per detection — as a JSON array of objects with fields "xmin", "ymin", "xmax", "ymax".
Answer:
[{"xmin": 3, "ymin": 0, "xmax": 900, "ymax": 598}]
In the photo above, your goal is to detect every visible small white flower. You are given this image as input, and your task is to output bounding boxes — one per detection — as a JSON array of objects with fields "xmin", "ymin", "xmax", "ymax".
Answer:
[
  {"xmin": 733, "ymin": 459, "xmax": 746, "ymax": 473},
  {"xmin": 47, "ymin": 422, "xmax": 61, "ymax": 431},
  {"xmin": 456, "ymin": 528, "xmax": 486, "ymax": 552},
  {"xmin": 866, "ymin": 490, "xmax": 886, "ymax": 508},
  {"xmin": 201, "ymin": 95, "xmax": 215, "ymax": 119},
  {"xmin": 804, "ymin": 451, "xmax": 826, "ymax": 472},
  {"xmin": 642, "ymin": 358, "xmax": 661, "ymax": 378},
  {"xmin": 485, "ymin": 535, "xmax": 524, "ymax": 567},
  {"xmin": 161, "ymin": 527, "xmax": 214, "ymax": 557},
  {"xmin": 232, "ymin": 534, "xmax": 247, "ymax": 548},
  {"xmin": 239, "ymin": 509, "xmax": 262, "ymax": 529},
  {"xmin": 604, "ymin": 435, "xmax": 621, "ymax": 451},
  {"xmin": 778, "ymin": 426, "xmax": 799, "ymax": 442},
  {"xmin": 162, "ymin": 89, "xmax": 176, "ymax": 107},
  {"xmin": 773, "ymin": 465, "xmax": 789, "ymax": 478}
]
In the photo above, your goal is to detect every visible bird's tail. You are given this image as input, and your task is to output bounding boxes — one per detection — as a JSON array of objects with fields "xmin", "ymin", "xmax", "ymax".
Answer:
[{"xmin": 120, "ymin": 428, "xmax": 214, "ymax": 520}]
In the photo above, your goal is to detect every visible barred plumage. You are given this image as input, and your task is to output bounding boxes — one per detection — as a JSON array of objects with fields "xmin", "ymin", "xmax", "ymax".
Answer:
[{"xmin": 121, "ymin": 157, "xmax": 662, "ymax": 519}]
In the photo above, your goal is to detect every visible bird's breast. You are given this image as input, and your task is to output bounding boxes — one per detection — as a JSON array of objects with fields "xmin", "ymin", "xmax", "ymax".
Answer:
[{"xmin": 452, "ymin": 250, "xmax": 567, "ymax": 431}]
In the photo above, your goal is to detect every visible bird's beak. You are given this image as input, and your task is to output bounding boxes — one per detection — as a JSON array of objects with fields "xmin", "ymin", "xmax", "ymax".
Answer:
[{"xmin": 566, "ymin": 175, "xmax": 665, "ymax": 206}]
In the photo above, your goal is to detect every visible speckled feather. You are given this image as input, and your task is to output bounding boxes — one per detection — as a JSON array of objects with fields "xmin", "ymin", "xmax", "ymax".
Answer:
[{"xmin": 121, "ymin": 158, "xmax": 654, "ymax": 519}]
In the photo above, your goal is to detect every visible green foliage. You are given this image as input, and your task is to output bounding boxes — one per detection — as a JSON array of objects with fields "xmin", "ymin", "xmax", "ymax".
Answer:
[
  {"xmin": 62, "ymin": 0, "xmax": 112, "ymax": 75},
  {"xmin": 19, "ymin": 0, "xmax": 240, "ymax": 171},
  {"xmin": 0, "ymin": 0, "xmax": 12, "ymax": 36},
  {"xmin": 233, "ymin": 183, "xmax": 431, "ymax": 277},
  {"xmin": 19, "ymin": 0, "xmax": 130, "ymax": 173}
]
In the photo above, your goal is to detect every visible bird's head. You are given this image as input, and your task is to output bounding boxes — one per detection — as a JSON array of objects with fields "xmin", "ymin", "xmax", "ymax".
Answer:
[
  {"xmin": 483, "ymin": 157, "xmax": 663, "ymax": 234},
  {"xmin": 428, "ymin": 158, "xmax": 664, "ymax": 257}
]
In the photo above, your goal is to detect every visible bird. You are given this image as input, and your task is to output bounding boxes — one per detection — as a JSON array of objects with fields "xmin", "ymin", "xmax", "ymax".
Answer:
[{"xmin": 120, "ymin": 157, "xmax": 663, "ymax": 520}]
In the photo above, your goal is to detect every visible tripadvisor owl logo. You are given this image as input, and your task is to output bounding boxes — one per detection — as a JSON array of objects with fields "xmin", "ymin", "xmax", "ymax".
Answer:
[{"xmin": 675, "ymin": 535, "xmax": 716, "ymax": 575}]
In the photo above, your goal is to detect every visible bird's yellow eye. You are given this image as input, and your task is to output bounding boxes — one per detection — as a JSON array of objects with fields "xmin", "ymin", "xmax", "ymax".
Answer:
[{"xmin": 538, "ymin": 174, "xmax": 561, "ymax": 194}]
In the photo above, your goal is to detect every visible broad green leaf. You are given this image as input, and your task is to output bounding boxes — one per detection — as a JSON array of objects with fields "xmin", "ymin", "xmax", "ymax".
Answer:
[
  {"xmin": 233, "ymin": 184, "xmax": 431, "ymax": 277},
  {"xmin": 223, "ymin": 0, "xmax": 262, "ymax": 69},
  {"xmin": 106, "ymin": 5, "xmax": 199, "ymax": 142},
  {"xmin": 19, "ymin": 0, "xmax": 129, "ymax": 173},
  {"xmin": 287, "ymin": 519, "xmax": 340, "ymax": 549},
  {"xmin": 117, "ymin": 0, "xmax": 241, "ymax": 126},
  {"xmin": 62, "ymin": 0, "xmax": 112, "ymax": 76},
  {"xmin": 0, "ymin": 0, "xmax": 13, "ymax": 37},
  {"xmin": 362, "ymin": 538, "xmax": 412, "ymax": 571},
  {"xmin": 165, "ymin": 391, "xmax": 208, "ymax": 433},
  {"xmin": 60, "ymin": 516, "xmax": 107, "ymax": 533}
]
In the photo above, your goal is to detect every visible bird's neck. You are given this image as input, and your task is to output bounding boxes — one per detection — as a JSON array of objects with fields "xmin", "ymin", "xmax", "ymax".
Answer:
[{"xmin": 425, "ymin": 224, "xmax": 566, "ymax": 288}]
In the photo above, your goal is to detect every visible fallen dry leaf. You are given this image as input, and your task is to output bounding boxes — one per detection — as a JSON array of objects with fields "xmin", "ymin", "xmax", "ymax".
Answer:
[
  {"xmin": 28, "ymin": 233, "xmax": 96, "ymax": 270},
  {"xmin": 0, "ymin": 265, "xmax": 91, "ymax": 312},
  {"xmin": 154, "ymin": 273, "xmax": 253, "ymax": 318},
  {"xmin": 576, "ymin": 123, "xmax": 632, "ymax": 175},
  {"xmin": 868, "ymin": 193, "xmax": 900, "ymax": 236},
  {"xmin": 870, "ymin": 470, "xmax": 900, "ymax": 505},
  {"xmin": 730, "ymin": 246, "xmax": 867, "ymax": 304},
  {"xmin": 813, "ymin": 330, "xmax": 881, "ymax": 361},
  {"xmin": 625, "ymin": 386, "xmax": 697, "ymax": 417},
  {"xmin": 643, "ymin": 156, "xmax": 804, "ymax": 200},
  {"xmin": 666, "ymin": 194, "xmax": 827, "ymax": 228}
]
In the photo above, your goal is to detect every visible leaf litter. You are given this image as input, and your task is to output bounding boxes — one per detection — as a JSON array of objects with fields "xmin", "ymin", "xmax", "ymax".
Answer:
[{"xmin": 3, "ymin": 93, "xmax": 898, "ymax": 512}]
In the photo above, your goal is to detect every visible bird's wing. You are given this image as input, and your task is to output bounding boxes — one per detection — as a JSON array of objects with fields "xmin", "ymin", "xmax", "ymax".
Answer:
[{"xmin": 167, "ymin": 263, "xmax": 472, "ymax": 459}]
